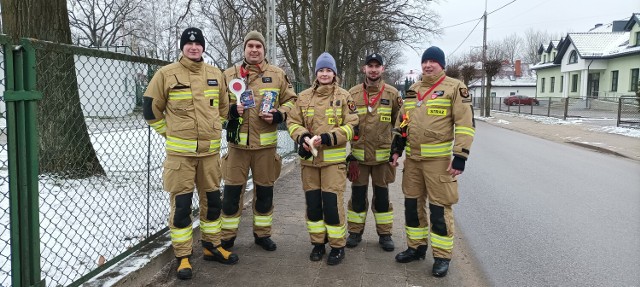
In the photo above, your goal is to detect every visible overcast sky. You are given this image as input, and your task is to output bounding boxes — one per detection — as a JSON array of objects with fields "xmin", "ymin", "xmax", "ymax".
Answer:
[{"xmin": 401, "ymin": 0, "xmax": 640, "ymax": 72}]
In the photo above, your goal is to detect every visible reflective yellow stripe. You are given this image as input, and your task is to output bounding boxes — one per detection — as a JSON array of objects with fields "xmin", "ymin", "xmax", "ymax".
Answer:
[
  {"xmin": 323, "ymin": 147, "xmax": 346, "ymax": 162},
  {"xmin": 288, "ymin": 123, "xmax": 303, "ymax": 136},
  {"xmin": 374, "ymin": 211, "xmax": 393, "ymax": 225},
  {"xmin": 204, "ymin": 89, "xmax": 219, "ymax": 97},
  {"xmin": 171, "ymin": 226, "xmax": 193, "ymax": 243},
  {"xmin": 405, "ymin": 226, "xmax": 429, "ymax": 240},
  {"xmin": 375, "ymin": 149, "xmax": 391, "ymax": 162},
  {"xmin": 169, "ymin": 91, "xmax": 192, "ymax": 100},
  {"xmin": 455, "ymin": 126, "xmax": 475, "ymax": 137},
  {"xmin": 166, "ymin": 136, "xmax": 197, "ymax": 153},
  {"xmin": 305, "ymin": 109, "xmax": 315, "ymax": 117},
  {"xmin": 340, "ymin": 125, "xmax": 354, "ymax": 140},
  {"xmin": 420, "ymin": 141, "xmax": 453, "ymax": 157},
  {"xmin": 325, "ymin": 224, "xmax": 346, "ymax": 239},
  {"xmin": 209, "ymin": 139, "xmax": 221, "ymax": 152},
  {"xmin": 430, "ymin": 233, "xmax": 454, "ymax": 250},
  {"xmin": 307, "ymin": 220, "xmax": 326, "ymax": 233},
  {"xmin": 406, "ymin": 146, "xmax": 411, "ymax": 153},
  {"xmin": 282, "ymin": 101, "xmax": 295, "ymax": 108},
  {"xmin": 426, "ymin": 98, "xmax": 452, "ymax": 107},
  {"xmin": 200, "ymin": 219, "xmax": 221, "ymax": 235},
  {"xmin": 260, "ymin": 131, "xmax": 278, "ymax": 145},
  {"xmin": 239, "ymin": 132, "xmax": 248, "ymax": 145},
  {"xmin": 405, "ymin": 102, "xmax": 416, "ymax": 110},
  {"xmin": 149, "ymin": 119, "xmax": 166, "ymax": 134},
  {"xmin": 347, "ymin": 210, "xmax": 366, "ymax": 224},
  {"xmin": 357, "ymin": 107, "xmax": 366, "ymax": 115},
  {"xmin": 219, "ymin": 117, "xmax": 226, "ymax": 125},
  {"xmin": 325, "ymin": 109, "xmax": 342, "ymax": 116},
  {"xmin": 352, "ymin": 148, "xmax": 365, "ymax": 161},
  {"xmin": 254, "ymin": 214, "xmax": 273, "ymax": 227},
  {"xmin": 378, "ymin": 107, "xmax": 392, "ymax": 113},
  {"xmin": 221, "ymin": 216, "xmax": 240, "ymax": 229}
]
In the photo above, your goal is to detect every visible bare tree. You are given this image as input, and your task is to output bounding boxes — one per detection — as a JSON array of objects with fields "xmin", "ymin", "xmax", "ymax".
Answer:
[
  {"xmin": 2, "ymin": 0, "xmax": 105, "ymax": 177},
  {"xmin": 483, "ymin": 59, "xmax": 502, "ymax": 117},
  {"xmin": 68, "ymin": 0, "xmax": 144, "ymax": 47},
  {"xmin": 460, "ymin": 65, "xmax": 476, "ymax": 87},
  {"xmin": 199, "ymin": 0, "xmax": 248, "ymax": 68},
  {"xmin": 501, "ymin": 33, "xmax": 522, "ymax": 65},
  {"xmin": 522, "ymin": 28, "xmax": 552, "ymax": 64}
]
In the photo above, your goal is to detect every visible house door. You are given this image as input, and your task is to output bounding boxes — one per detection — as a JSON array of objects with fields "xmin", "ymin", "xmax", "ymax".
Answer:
[{"xmin": 587, "ymin": 73, "xmax": 600, "ymax": 98}]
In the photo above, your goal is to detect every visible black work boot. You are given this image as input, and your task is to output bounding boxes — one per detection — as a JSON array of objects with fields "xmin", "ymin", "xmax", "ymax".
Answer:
[
  {"xmin": 202, "ymin": 241, "xmax": 239, "ymax": 265},
  {"xmin": 378, "ymin": 235, "xmax": 395, "ymax": 252},
  {"xmin": 432, "ymin": 257, "xmax": 451, "ymax": 277},
  {"xmin": 326, "ymin": 247, "xmax": 345, "ymax": 265},
  {"xmin": 254, "ymin": 234, "xmax": 277, "ymax": 251},
  {"xmin": 395, "ymin": 245, "xmax": 427, "ymax": 263},
  {"xmin": 309, "ymin": 244, "xmax": 326, "ymax": 261},
  {"xmin": 345, "ymin": 232, "xmax": 362, "ymax": 248},
  {"xmin": 220, "ymin": 237, "xmax": 236, "ymax": 249},
  {"xmin": 176, "ymin": 257, "xmax": 192, "ymax": 280}
]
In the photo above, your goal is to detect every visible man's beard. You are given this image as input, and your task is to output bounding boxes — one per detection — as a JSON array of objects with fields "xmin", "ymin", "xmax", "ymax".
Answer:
[{"xmin": 366, "ymin": 75, "xmax": 381, "ymax": 83}]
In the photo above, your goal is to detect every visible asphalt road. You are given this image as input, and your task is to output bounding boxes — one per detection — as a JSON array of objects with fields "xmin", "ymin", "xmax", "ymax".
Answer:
[{"xmin": 456, "ymin": 121, "xmax": 640, "ymax": 286}]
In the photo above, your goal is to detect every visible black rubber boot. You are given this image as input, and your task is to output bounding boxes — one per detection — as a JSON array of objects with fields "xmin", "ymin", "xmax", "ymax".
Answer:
[
  {"xmin": 432, "ymin": 257, "xmax": 451, "ymax": 277},
  {"xmin": 254, "ymin": 234, "xmax": 277, "ymax": 251},
  {"xmin": 310, "ymin": 244, "xmax": 326, "ymax": 261},
  {"xmin": 378, "ymin": 235, "xmax": 395, "ymax": 252},
  {"xmin": 202, "ymin": 241, "xmax": 239, "ymax": 265},
  {"xmin": 326, "ymin": 247, "xmax": 345, "ymax": 265},
  {"xmin": 395, "ymin": 245, "xmax": 427, "ymax": 263},
  {"xmin": 176, "ymin": 257, "xmax": 193, "ymax": 280},
  {"xmin": 220, "ymin": 237, "xmax": 236, "ymax": 249},
  {"xmin": 345, "ymin": 232, "xmax": 362, "ymax": 248}
]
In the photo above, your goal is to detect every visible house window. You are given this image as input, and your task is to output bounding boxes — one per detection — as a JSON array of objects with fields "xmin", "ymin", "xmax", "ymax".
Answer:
[
  {"xmin": 543, "ymin": 55, "xmax": 547, "ymax": 63},
  {"xmin": 571, "ymin": 74, "xmax": 579, "ymax": 92},
  {"xmin": 631, "ymin": 69, "xmax": 639, "ymax": 92},
  {"xmin": 560, "ymin": 76, "xmax": 564, "ymax": 92},
  {"xmin": 611, "ymin": 71, "xmax": 618, "ymax": 92},
  {"xmin": 550, "ymin": 77, "xmax": 555, "ymax": 92},
  {"xmin": 636, "ymin": 32, "xmax": 640, "ymax": 46},
  {"xmin": 552, "ymin": 52, "xmax": 556, "ymax": 60},
  {"xmin": 541, "ymin": 78, "xmax": 546, "ymax": 92},
  {"xmin": 569, "ymin": 51, "xmax": 578, "ymax": 64}
]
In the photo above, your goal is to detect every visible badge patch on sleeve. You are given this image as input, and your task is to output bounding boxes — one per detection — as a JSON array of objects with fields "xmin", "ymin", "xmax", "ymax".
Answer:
[
  {"xmin": 347, "ymin": 100, "xmax": 357, "ymax": 113},
  {"xmin": 459, "ymin": 88, "xmax": 469, "ymax": 98},
  {"xmin": 262, "ymin": 77, "xmax": 273, "ymax": 83},
  {"xmin": 397, "ymin": 97, "xmax": 404, "ymax": 107},
  {"xmin": 207, "ymin": 79, "xmax": 218, "ymax": 86}
]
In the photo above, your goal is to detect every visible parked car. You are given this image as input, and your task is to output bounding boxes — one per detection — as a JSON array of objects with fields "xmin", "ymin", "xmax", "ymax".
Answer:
[{"xmin": 503, "ymin": 95, "xmax": 539, "ymax": 106}]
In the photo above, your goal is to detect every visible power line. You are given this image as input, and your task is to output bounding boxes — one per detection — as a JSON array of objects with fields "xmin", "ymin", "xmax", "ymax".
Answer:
[
  {"xmin": 487, "ymin": 0, "xmax": 517, "ymax": 15},
  {"xmin": 438, "ymin": 0, "xmax": 517, "ymax": 31},
  {"xmin": 447, "ymin": 17, "xmax": 484, "ymax": 58}
]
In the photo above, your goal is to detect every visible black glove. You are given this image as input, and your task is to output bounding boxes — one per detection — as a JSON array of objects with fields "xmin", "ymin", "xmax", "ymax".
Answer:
[
  {"xmin": 229, "ymin": 104, "xmax": 241, "ymax": 119},
  {"xmin": 390, "ymin": 133, "xmax": 406, "ymax": 156},
  {"xmin": 320, "ymin": 133, "xmax": 333, "ymax": 146},
  {"xmin": 270, "ymin": 110, "xmax": 284, "ymax": 124},
  {"xmin": 451, "ymin": 156, "xmax": 466, "ymax": 172},
  {"xmin": 226, "ymin": 118, "xmax": 242, "ymax": 144},
  {"xmin": 297, "ymin": 133, "xmax": 313, "ymax": 159}
]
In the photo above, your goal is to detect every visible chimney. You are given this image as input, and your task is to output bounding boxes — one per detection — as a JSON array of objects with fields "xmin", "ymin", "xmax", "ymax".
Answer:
[{"xmin": 514, "ymin": 59, "xmax": 522, "ymax": 77}]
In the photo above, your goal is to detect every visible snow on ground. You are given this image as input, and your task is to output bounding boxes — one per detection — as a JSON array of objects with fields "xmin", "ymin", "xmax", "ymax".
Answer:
[{"xmin": 0, "ymin": 122, "xmax": 295, "ymax": 287}]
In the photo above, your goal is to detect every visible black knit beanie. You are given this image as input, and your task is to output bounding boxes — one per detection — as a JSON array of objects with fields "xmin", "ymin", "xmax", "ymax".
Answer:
[
  {"xmin": 180, "ymin": 27, "xmax": 205, "ymax": 50},
  {"xmin": 421, "ymin": 46, "xmax": 445, "ymax": 68}
]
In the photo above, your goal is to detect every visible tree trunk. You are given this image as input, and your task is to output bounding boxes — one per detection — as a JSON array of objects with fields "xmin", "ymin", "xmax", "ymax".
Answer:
[{"xmin": 1, "ymin": 0, "xmax": 106, "ymax": 178}]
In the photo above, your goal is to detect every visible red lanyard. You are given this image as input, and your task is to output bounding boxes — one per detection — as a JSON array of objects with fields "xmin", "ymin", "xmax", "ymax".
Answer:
[
  {"xmin": 363, "ymin": 84, "xmax": 386, "ymax": 107},
  {"xmin": 417, "ymin": 76, "xmax": 445, "ymax": 102}
]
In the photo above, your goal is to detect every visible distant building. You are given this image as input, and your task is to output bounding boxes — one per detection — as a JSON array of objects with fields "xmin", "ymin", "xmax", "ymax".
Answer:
[
  {"xmin": 468, "ymin": 60, "xmax": 537, "ymax": 98},
  {"xmin": 531, "ymin": 13, "xmax": 640, "ymax": 99}
]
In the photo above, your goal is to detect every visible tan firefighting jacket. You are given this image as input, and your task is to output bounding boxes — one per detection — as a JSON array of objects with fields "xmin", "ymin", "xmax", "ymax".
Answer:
[
  {"xmin": 223, "ymin": 61, "xmax": 297, "ymax": 150},
  {"xmin": 288, "ymin": 81, "xmax": 359, "ymax": 167},
  {"xmin": 396, "ymin": 70, "xmax": 475, "ymax": 161},
  {"xmin": 144, "ymin": 56, "xmax": 229, "ymax": 157},
  {"xmin": 348, "ymin": 81, "xmax": 401, "ymax": 165}
]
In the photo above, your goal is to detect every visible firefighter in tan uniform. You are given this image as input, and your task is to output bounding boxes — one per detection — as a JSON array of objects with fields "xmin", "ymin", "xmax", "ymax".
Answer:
[
  {"xmin": 345, "ymin": 53, "xmax": 400, "ymax": 251},
  {"xmin": 220, "ymin": 31, "xmax": 297, "ymax": 251},
  {"xmin": 287, "ymin": 52, "xmax": 359, "ymax": 265},
  {"xmin": 390, "ymin": 46, "xmax": 475, "ymax": 277},
  {"xmin": 143, "ymin": 28, "xmax": 238, "ymax": 280}
]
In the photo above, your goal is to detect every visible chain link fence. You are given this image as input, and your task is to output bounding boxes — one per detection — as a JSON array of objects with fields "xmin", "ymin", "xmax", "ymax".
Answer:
[
  {"xmin": 618, "ymin": 96, "xmax": 640, "ymax": 128},
  {"xmin": 1, "ymin": 38, "xmax": 303, "ymax": 286},
  {"xmin": 473, "ymin": 96, "xmax": 640, "ymax": 127},
  {"xmin": 0, "ymin": 35, "xmax": 11, "ymax": 287}
]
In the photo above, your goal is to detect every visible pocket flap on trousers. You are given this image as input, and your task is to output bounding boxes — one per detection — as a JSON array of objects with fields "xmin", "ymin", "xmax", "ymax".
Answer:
[
  {"xmin": 439, "ymin": 174, "xmax": 456, "ymax": 183},
  {"xmin": 163, "ymin": 160, "xmax": 181, "ymax": 170}
]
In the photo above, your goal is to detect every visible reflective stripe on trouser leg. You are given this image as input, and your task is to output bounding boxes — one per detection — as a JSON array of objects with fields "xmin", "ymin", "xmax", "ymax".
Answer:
[
  {"xmin": 169, "ymin": 192, "xmax": 194, "ymax": 258},
  {"xmin": 372, "ymin": 185, "xmax": 393, "ymax": 235},
  {"xmin": 347, "ymin": 184, "xmax": 368, "ymax": 234},
  {"xmin": 307, "ymin": 220, "xmax": 326, "ymax": 245},
  {"xmin": 326, "ymin": 224, "xmax": 347, "ymax": 243},
  {"xmin": 220, "ymin": 216, "xmax": 240, "ymax": 240},
  {"xmin": 253, "ymin": 185, "xmax": 274, "ymax": 237},
  {"xmin": 221, "ymin": 184, "xmax": 243, "ymax": 240},
  {"xmin": 200, "ymin": 219, "xmax": 221, "ymax": 245},
  {"xmin": 374, "ymin": 211, "xmax": 393, "ymax": 235},
  {"xmin": 401, "ymin": 158, "xmax": 429, "ymax": 248},
  {"xmin": 170, "ymin": 225, "xmax": 193, "ymax": 258},
  {"xmin": 430, "ymin": 203, "xmax": 455, "ymax": 259}
]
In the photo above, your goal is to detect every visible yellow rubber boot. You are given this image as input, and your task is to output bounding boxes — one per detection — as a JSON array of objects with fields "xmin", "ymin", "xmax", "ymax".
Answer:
[
  {"xmin": 202, "ymin": 242, "xmax": 239, "ymax": 265},
  {"xmin": 176, "ymin": 257, "xmax": 193, "ymax": 280}
]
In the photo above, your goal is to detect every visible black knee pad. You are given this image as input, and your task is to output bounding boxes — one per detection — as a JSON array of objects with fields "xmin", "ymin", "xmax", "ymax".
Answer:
[
  {"xmin": 350, "ymin": 185, "xmax": 367, "ymax": 212},
  {"xmin": 404, "ymin": 198, "xmax": 419, "ymax": 227},
  {"xmin": 305, "ymin": 189, "xmax": 323, "ymax": 221},
  {"xmin": 429, "ymin": 203, "xmax": 448, "ymax": 235},
  {"xmin": 321, "ymin": 191, "xmax": 340, "ymax": 225},
  {"xmin": 222, "ymin": 185, "xmax": 243, "ymax": 215},
  {"xmin": 173, "ymin": 193, "xmax": 193, "ymax": 228},
  {"xmin": 206, "ymin": 190, "xmax": 222, "ymax": 221},
  {"xmin": 373, "ymin": 186, "xmax": 390, "ymax": 212},
  {"xmin": 255, "ymin": 185, "xmax": 274, "ymax": 213}
]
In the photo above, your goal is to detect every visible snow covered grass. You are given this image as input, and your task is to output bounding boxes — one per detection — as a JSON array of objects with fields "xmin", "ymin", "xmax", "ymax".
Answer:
[{"xmin": 0, "ymin": 122, "xmax": 295, "ymax": 287}]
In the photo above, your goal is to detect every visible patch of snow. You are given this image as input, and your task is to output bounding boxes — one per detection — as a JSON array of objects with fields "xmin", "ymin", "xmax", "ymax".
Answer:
[{"xmin": 594, "ymin": 126, "xmax": 640, "ymax": 138}]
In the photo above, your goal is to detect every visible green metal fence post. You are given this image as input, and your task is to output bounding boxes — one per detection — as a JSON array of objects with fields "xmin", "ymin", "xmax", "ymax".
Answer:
[{"xmin": 5, "ymin": 40, "xmax": 45, "ymax": 287}]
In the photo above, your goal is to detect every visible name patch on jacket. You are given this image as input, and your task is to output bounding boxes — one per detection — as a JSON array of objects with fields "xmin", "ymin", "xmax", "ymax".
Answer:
[
  {"xmin": 381, "ymin": 99, "xmax": 390, "ymax": 105},
  {"xmin": 428, "ymin": 108, "xmax": 447, "ymax": 116},
  {"xmin": 207, "ymin": 79, "xmax": 218, "ymax": 86},
  {"xmin": 262, "ymin": 77, "xmax": 272, "ymax": 83}
]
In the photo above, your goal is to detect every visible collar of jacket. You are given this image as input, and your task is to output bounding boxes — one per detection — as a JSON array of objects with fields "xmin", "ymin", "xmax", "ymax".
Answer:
[
  {"xmin": 242, "ymin": 59, "xmax": 267, "ymax": 75},
  {"xmin": 364, "ymin": 79, "xmax": 384, "ymax": 94},
  {"xmin": 314, "ymin": 81, "xmax": 337, "ymax": 97},
  {"xmin": 179, "ymin": 56, "xmax": 203, "ymax": 73},
  {"xmin": 421, "ymin": 70, "xmax": 445, "ymax": 85}
]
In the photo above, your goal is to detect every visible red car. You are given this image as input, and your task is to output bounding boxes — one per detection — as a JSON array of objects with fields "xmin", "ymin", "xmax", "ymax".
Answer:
[{"xmin": 503, "ymin": 95, "xmax": 539, "ymax": 106}]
